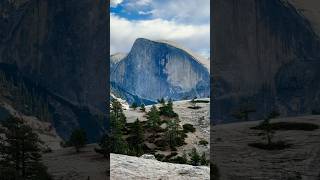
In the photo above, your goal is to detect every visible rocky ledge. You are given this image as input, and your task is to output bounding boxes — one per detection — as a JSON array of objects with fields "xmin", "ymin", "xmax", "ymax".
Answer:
[{"xmin": 110, "ymin": 153, "xmax": 210, "ymax": 180}]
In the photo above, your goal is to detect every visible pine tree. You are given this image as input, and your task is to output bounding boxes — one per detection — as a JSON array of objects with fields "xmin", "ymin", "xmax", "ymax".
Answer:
[
  {"xmin": 158, "ymin": 98, "xmax": 165, "ymax": 105},
  {"xmin": 200, "ymin": 152, "xmax": 208, "ymax": 165},
  {"xmin": 159, "ymin": 99, "xmax": 178, "ymax": 118},
  {"xmin": 260, "ymin": 111, "xmax": 280, "ymax": 146},
  {"xmin": 110, "ymin": 99, "xmax": 128, "ymax": 154},
  {"xmin": 189, "ymin": 148, "xmax": 200, "ymax": 166},
  {"xmin": 165, "ymin": 119, "xmax": 181, "ymax": 148},
  {"xmin": 0, "ymin": 116, "xmax": 52, "ymax": 180},
  {"xmin": 68, "ymin": 129, "xmax": 87, "ymax": 153},
  {"xmin": 140, "ymin": 104, "xmax": 146, "ymax": 112},
  {"xmin": 110, "ymin": 99, "xmax": 126, "ymax": 129},
  {"xmin": 130, "ymin": 103, "xmax": 138, "ymax": 110},
  {"xmin": 146, "ymin": 105, "xmax": 160, "ymax": 136},
  {"xmin": 261, "ymin": 118, "xmax": 273, "ymax": 145},
  {"xmin": 180, "ymin": 151, "xmax": 188, "ymax": 164},
  {"xmin": 129, "ymin": 118, "xmax": 144, "ymax": 156}
]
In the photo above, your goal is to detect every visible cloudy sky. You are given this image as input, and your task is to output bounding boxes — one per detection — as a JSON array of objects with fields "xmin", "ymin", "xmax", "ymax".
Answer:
[{"xmin": 110, "ymin": 0, "xmax": 210, "ymax": 58}]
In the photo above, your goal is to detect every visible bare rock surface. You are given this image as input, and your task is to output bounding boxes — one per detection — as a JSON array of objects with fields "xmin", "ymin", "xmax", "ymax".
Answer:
[
  {"xmin": 0, "ymin": 101, "xmax": 62, "ymax": 150},
  {"xmin": 213, "ymin": 115, "xmax": 320, "ymax": 180},
  {"xmin": 110, "ymin": 153, "xmax": 210, "ymax": 180}
]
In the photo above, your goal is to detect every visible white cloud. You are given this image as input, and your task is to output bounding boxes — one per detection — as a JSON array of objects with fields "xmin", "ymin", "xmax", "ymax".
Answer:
[
  {"xmin": 136, "ymin": 0, "xmax": 152, "ymax": 6},
  {"xmin": 152, "ymin": 0, "xmax": 210, "ymax": 24},
  {"xmin": 110, "ymin": 14, "xmax": 210, "ymax": 58},
  {"xmin": 123, "ymin": 0, "xmax": 210, "ymax": 25},
  {"xmin": 138, "ymin": 10, "xmax": 152, "ymax": 15},
  {"xmin": 123, "ymin": 0, "xmax": 152, "ymax": 11},
  {"xmin": 110, "ymin": 0, "xmax": 124, "ymax": 7}
]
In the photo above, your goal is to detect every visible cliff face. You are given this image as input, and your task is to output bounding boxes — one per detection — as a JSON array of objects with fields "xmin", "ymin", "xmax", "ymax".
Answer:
[
  {"xmin": 111, "ymin": 38, "xmax": 210, "ymax": 104},
  {"xmin": 0, "ymin": 0, "xmax": 108, "ymax": 141},
  {"xmin": 213, "ymin": 0, "xmax": 320, "ymax": 123}
]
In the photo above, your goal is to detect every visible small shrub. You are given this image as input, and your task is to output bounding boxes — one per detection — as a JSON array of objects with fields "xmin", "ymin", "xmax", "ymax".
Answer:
[
  {"xmin": 193, "ymin": 100, "xmax": 209, "ymax": 103},
  {"xmin": 199, "ymin": 140, "xmax": 208, "ymax": 146},
  {"xmin": 189, "ymin": 148, "xmax": 201, "ymax": 166},
  {"xmin": 251, "ymin": 122, "xmax": 319, "ymax": 131},
  {"xmin": 183, "ymin": 124, "xmax": 196, "ymax": 133},
  {"xmin": 200, "ymin": 152, "xmax": 209, "ymax": 165},
  {"xmin": 159, "ymin": 99, "xmax": 178, "ymax": 118},
  {"xmin": 154, "ymin": 139, "xmax": 168, "ymax": 147},
  {"xmin": 187, "ymin": 106, "xmax": 202, "ymax": 110},
  {"xmin": 248, "ymin": 141, "xmax": 291, "ymax": 150},
  {"xmin": 180, "ymin": 131, "xmax": 188, "ymax": 138},
  {"xmin": 140, "ymin": 104, "xmax": 146, "ymax": 112},
  {"xmin": 157, "ymin": 98, "xmax": 165, "ymax": 105},
  {"xmin": 169, "ymin": 154, "xmax": 188, "ymax": 164},
  {"xmin": 130, "ymin": 103, "xmax": 138, "ymax": 110},
  {"xmin": 188, "ymin": 98, "xmax": 202, "ymax": 109}
]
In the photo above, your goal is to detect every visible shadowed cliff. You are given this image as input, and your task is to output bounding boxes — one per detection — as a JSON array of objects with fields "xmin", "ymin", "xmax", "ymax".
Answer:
[
  {"xmin": 213, "ymin": 0, "xmax": 320, "ymax": 123},
  {"xmin": 0, "ymin": 0, "xmax": 108, "ymax": 141}
]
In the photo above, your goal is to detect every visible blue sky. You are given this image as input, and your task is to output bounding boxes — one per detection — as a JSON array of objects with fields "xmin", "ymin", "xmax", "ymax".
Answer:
[{"xmin": 110, "ymin": 0, "xmax": 210, "ymax": 58}]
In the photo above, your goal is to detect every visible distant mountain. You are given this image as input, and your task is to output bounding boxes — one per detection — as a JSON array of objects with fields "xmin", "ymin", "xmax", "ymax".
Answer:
[{"xmin": 110, "ymin": 38, "xmax": 210, "ymax": 104}]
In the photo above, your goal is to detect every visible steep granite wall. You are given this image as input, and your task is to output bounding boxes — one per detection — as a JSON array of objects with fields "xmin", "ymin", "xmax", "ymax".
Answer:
[
  {"xmin": 213, "ymin": 0, "xmax": 320, "ymax": 123},
  {"xmin": 0, "ymin": 0, "xmax": 108, "ymax": 141},
  {"xmin": 111, "ymin": 38, "xmax": 210, "ymax": 104}
]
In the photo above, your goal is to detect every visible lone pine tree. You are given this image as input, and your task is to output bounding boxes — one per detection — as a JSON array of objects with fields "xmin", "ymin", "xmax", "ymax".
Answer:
[{"xmin": 261, "ymin": 111, "xmax": 280, "ymax": 146}]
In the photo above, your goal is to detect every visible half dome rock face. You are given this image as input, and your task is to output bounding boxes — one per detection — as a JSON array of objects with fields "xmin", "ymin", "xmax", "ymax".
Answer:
[
  {"xmin": 111, "ymin": 38, "xmax": 210, "ymax": 104},
  {"xmin": 110, "ymin": 52, "xmax": 127, "ymax": 74}
]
